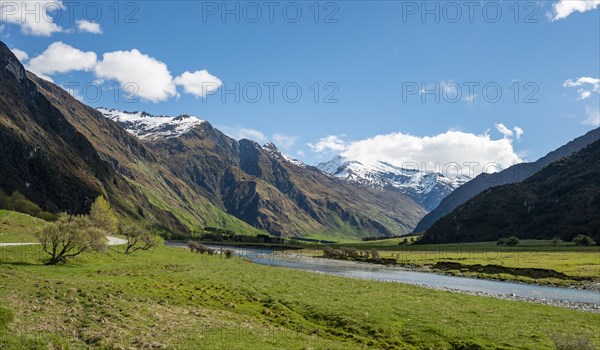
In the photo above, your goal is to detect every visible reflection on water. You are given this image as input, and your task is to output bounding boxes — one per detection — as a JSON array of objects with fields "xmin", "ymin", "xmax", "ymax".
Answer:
[{"xmin": 167, "ymin": 242, "xmax": 600, "ymax": 305}]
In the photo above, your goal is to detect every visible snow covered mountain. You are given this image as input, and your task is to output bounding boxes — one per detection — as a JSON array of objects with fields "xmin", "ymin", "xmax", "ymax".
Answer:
[
  {"xmin": 100, "ymin": 108, "xmax": 306, "ymax": 167},
  {"xmin": 262, "ymin": 143, "xmax": 305, "ymax": 167},
  {"xmin": 94, "ymin": 107, "xmax": 426, "ymax": 236},
  {"xmin": 98, "ymin": 108, "xmax": 205, "ymax": 140},
  {"xmin": 317, "ymin": 156, "xmax": 470, "ymax": 211}
]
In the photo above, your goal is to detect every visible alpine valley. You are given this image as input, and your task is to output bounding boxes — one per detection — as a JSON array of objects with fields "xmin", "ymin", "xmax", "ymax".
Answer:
[{"xmin": 0, "ymin": 41, "xmax": 427, "ymax": 240}]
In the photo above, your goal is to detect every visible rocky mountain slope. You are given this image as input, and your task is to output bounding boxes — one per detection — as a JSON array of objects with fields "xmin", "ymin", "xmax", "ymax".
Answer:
[
  {"xmin": 421, "ymin": 140, "xmax": 600, "ymax": 244},
  {"xmin": 414, "ymin": 127, "xmax": 600, "ymax": 233},
  {"xmin": 317, "ymin": 157, "xmax": 470, "ymax": 211},
  {"xmin": 101, "ymin": 109, "xmax": 428, "ymax": 238},
  {"xmin": 0, "ymin": 41, "xmax": 262, "ymax": 236}
]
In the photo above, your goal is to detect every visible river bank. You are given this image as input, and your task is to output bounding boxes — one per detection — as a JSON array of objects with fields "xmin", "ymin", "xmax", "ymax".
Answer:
[{"xmin": 168, "ymin": 243, "xmax": 600, "ymax": 311}]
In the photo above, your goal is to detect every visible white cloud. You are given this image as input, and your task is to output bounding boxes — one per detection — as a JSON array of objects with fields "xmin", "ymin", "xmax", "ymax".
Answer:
[
  {"xmin": 495, "ymin": 123, "xmax": 514, "ymax": 138},
  {"xmin": 220, "ymin": 126, "xmax": 268, "ymax": 144},
  {"xmin": 582, "ymin": 107, "xmax": 600, "ymax": 127},
  {"xmin": 10, "ymin": 48, "xmax": 29, "ymax": 62},
  {"xmin": 464, "ymin": 94, "xmax": 477, "ymax": 104},
  {"xmin": 26, "ymin": 42, "xmax": 97, "ymax": 78},
  {"xmin": 174, "ymin": 70, "xmax": 222, "ymax": 98},
  {"xmin": 563, "ymin": 77, "xmax": 600, "ymax": 100},
  {"xmin": 76, "ymin": 20, "xmax": 102, "ymax": 34},
  {"xmin": 307, "ymin": 135, "xmax": 348, "ymax": 153},
  {"xmin": 311, "ymin": 130, "xmax": 524, "ymax": 176},
  {"xmin": 272, "ymin": 134, "xmax": 297, "ymax": 149},
  {"xmin": 549, "ymin": 0, "xmax": 600, "ymax": 21},
  {"xmin": 513, "ymin": 126, "xmax": 524, "ymax": 140},
  {"xmin": 95, "ymin": 49, "xmax": 176, "ymax": 103},
  {"xmin": 0, "ymin": 0, "xmax": 64, "ymax": 36}
]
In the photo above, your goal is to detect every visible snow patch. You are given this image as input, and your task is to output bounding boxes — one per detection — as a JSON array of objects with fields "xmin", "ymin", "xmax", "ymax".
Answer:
[{"xmin": 98, "ymin": 108, "xmax": 205, "ymax": 140}]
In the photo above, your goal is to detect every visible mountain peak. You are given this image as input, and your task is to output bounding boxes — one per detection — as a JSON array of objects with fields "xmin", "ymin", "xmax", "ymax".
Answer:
[
  {"xmin": 263, "ymin": 142, "xmax": 279, "ymax": 152},
  {"xmin": 317, "ymin": 156, "xmax": 470, "ymax": 211},
  {"xmin": 98, "ymin": 108, "xmax": 205, "ymax": 140}
]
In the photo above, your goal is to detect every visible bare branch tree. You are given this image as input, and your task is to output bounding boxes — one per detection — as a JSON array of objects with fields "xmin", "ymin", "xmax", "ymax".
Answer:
[
  {"xmin": 37, "ymin": 214, "xmax": 106, "ymax": 265},
  {"xmin": 120, "ymin": 223, "xmax": 159, "ymax": 254}
]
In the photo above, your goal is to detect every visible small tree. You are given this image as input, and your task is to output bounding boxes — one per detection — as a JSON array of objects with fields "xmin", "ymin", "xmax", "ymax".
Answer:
[
  {"xmin": 370, "ymin": 249, "xmax": 380, "ymax": 260},
  {"xmin": 505, "ymin": 236, "xmax": 520, "ymax": 246},
  {"xmin": 37, "ymin": 214, "xmax": 107, "ymax": 265},
  {"xmin": 120, "ymin": 223, "xmax": 159, "ymax": 254},
  {"xmin": 90, "ymin": 196, "xmax": 118, "ymax": 235}
]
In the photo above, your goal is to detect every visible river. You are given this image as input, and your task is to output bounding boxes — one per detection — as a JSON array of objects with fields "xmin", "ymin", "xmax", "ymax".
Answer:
[{"xmin": 166, "ymin": 242, "xmax": 600, "ymax": 307}]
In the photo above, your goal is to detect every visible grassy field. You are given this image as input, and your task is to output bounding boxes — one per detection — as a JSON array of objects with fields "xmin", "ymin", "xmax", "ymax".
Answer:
[
  {"xmin": 0, "ymin": 245, "xmax": 598, "ymax": 348},
  {"xmin": 1, "ymin": 211, "xmax": 599, "ymax": 348},
  {"xmin": 0, "ymin": 210, "xmax": 43, "ymax": 243},
  {"xmin": 332, "ymin": 239, "xmax": 600, "ymax": 286}
]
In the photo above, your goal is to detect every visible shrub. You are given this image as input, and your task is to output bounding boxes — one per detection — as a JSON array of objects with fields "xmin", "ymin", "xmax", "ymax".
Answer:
[
  {"xmin": 187, "ymin": 240, "xmax": 201, "ymax": 253},
  {"xmin": 120, "ymin": 223, "xmax": 159, "ymax": 254},
  {"xmin": 505, "ymin": 236, "xmax": 520, "ymax": 246},
  {"xmin": 370, "ymin": 249, "xmax": 381, "ymax": 260},
  {"xmin": 36, "ymin": 211, "xmax": 58, "ymax": 221},
  {"xmin": 552, "ymin": 237, "xmax": 561, "ymax": 246},
  {"xmin": 13, "ymin": 199, "xmax": 42, "ymax": 216},
  {"xmin": 496, "ymin": 238, "xmax": 506, "ymax": 246},
  {"xmin": 572, "ymin": 234, "xmax": 595, "ymax": 246},
  {"xmin": 37, "ymin": 213, "xmax": 107, "ymax": 265}
]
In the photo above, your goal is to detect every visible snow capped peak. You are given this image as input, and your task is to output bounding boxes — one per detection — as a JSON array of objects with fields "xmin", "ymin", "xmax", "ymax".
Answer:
[
  {"xmin": 263, "ymin": 142, "xmax": 279, "ymax": 153},
  {"xmin": 262, "ymin": 143, "xmax": 305, "ymax": 167},
  {"xmin": 98, "ymin": 108, "xmax": 205, "ymax": 140},
  {"xmin": 317, "ymin": 156, "xmax": 471, "ymax": 211}
]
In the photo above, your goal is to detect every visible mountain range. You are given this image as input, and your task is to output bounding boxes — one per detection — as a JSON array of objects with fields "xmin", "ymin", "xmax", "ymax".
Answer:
[
  {"xmin": 99, "ymin": 109, "xmax": 426, "ymax": 238},
  {"xmin": 0, "ymin": 40, "xmax": 426, "ymax": 239},
  {"xmin": 317, "ymin": 156, "xmax": 470, "ymax": 211},
  {"xmin": 2, "ymin": 39, "xmax": 597, "ymax": 242}
]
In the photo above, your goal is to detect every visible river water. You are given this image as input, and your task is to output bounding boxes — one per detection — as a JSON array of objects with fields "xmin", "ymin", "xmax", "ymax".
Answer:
[{"xmin": 167, "ymin": 242, "xmax": 600, "ymax": 305}]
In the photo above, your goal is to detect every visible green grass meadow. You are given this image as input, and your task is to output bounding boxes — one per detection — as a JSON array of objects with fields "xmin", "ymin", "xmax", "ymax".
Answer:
[{"xmin": 1, "ymin": 211, "xmax": 599, "ymax": 349}]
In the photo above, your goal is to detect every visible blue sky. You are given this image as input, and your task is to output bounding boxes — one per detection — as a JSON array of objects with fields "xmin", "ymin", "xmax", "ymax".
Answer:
[{"xmin": 1, "ymin": 0, "xmax": 599, "ymax": 173}]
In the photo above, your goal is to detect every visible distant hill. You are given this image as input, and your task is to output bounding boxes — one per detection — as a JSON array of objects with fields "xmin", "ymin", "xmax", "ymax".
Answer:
[
  {"xmin": 421, "ymin": 140, "xmax": 600, "ymax": 244},
  {"xmin": 414, "ymin": 128, "xmax": 600, "ymax": 233}
]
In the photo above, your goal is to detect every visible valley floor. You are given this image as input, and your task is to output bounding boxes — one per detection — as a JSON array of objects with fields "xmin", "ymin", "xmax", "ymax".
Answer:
[
  {"xmin": 1, "ymin": 244, "xmax": 599, "ymax": 349},
  {"xmin": 332, "ymin": 239, "xmax": 600, "ymax": 288}
]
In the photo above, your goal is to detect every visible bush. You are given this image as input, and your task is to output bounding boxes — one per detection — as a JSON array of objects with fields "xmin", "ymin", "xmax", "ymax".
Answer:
[
  {"xmin": 13, "ymin": 199, "xmax": 42, "ymax": 216},
  {"xmin": 120, "ymin": 223, "xmax": 159, "ymax": 254},
  {"xmin": 505, "ymin": 236, "xmax": 519, "ymax": 246},
  {"xmin": 0, "ymin": 190, "xmax": 57, "ymax": 221},
  {"xmin": 497, "ymin": 236, "xmax": 520, "ymax": 246},
  {"xmin": 370, "ymin": 249, "xmax": 381, "ymax": 260},
  {"xmin": 572, "ymin": 234, "xmax": 595, "ymax": 246},
  {"xmin": 37, "ymin": 213, "xmax": 107, "ymax": 265}
]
